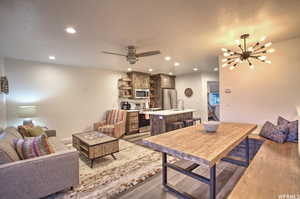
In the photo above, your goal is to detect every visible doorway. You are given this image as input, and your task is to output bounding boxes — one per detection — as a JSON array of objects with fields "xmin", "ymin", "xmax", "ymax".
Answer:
[{"xmin": 207, "ymin": 81, "xmax": 219, "ymax": 121}]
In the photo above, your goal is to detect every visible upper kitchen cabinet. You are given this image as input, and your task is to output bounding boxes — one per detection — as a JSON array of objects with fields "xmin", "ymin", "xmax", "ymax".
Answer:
[
  {"xmin": 160, "ymin": 74, "xmax": 175, "ymax": 89},
  {"xmin": 150, "ymin": 74, "xmax": 176, "ymax": 108},
  {"xmin": 128, "ymin": 72, "xmax": 150, "ymax": 89}
]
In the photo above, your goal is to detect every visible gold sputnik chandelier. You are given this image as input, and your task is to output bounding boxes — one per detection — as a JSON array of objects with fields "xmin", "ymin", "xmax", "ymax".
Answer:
[{"xmin": 221, "ymin": 34, "xmax": 275, "ymax": 70}]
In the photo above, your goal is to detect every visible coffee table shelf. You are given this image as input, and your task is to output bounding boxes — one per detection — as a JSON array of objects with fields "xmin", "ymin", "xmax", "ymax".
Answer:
[{"xmin": 72, "ymin": 131, "xmax": 119, "ymax": 168}]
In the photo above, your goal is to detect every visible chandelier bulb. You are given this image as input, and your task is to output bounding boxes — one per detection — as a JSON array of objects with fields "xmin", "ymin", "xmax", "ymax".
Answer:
[
  {"xmin": 222, "ymin": 63, "xmax": 228, "ymax": 68},
  {"xmin": 229, "ymin": 66, "xmax": 235, "ymax": 70},
  {"xmin": 223, "ymin": 52, "xmax": 230, "ymax": 57},
  {"xmin": 221, "ymin": 48, "xmax": 228, "ymax": 52},
  {"xmin": 265, "ymin": 42, "xmax": 272, "ymax": 47},
  {"xmin": 260, "ymin": 36, "xmax": 267, "ymax": 42},
  {"xmin": 248, "ymin": 47, "xmax": 254, "ymax": 52},
  {"xmin": 234, "ymin": 58, "xmax": 240, "ymax": 63},
  {"xmin": 222, "ymin": 58, "xmax": 228, "ymax": 62},
  {"xmin": 267, "ymin": 48, "xmax": 275, "ymax": 53},
  {"xmin": 249, "ymin": 65, "xmax": 254, "ymax": 69},
  {"xmin": 258, "ymin": 56, "xmax": 267, "ymax": 60},
  {"xmin": 265, "ymin": 60, "xmax": 271, "ymax": 64}
]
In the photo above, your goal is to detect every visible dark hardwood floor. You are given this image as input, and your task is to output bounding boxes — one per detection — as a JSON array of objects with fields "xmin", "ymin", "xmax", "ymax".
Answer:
[{"xmin": 117, "ymin": 159, "xmax": 245, "ymax": 199}]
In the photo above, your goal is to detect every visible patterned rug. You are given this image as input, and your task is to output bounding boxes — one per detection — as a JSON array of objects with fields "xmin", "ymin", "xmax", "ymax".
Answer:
[{"xmin": 45, "ymin": 139, "xmax": 176, "ymax": 199}]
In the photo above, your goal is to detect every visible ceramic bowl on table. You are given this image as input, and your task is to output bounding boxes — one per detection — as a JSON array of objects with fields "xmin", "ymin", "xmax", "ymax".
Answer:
[{"xmin": 203, "ymin": 121, "xmax": 220, "ymax": 133}]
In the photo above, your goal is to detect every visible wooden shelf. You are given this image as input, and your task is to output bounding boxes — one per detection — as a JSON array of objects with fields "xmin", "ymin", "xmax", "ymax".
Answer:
[
  {"xmin": 119, "ymin": 78, "xmax": 132, "ymax": 82},
  {"xmin": 80, "ymin": 144, "xmax": 89, "ymax": 151},
  {"xmin": 119, "ymin": 86, "xmax": 132, "ymax": 90},
  {"xmin": 119, "ymin": 95, "xmax": 132, "ymax": 98}
]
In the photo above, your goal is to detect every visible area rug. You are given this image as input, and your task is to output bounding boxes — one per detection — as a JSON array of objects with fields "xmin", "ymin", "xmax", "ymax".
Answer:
[{"xmin": 45, "ymin": 139, "xmax": 177, "ymax": 199}]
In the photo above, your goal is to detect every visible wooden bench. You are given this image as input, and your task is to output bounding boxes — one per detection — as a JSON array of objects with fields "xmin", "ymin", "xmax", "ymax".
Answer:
[{"xmin": 228, "ymin": 134, "xmax": 300, "ymax": 199}]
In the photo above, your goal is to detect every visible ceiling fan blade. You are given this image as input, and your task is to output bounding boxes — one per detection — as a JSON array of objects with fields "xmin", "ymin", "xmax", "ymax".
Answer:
[
  {"xmin": 136, "ymin": 50, "xmax": 161, "ymax": 57},
  {"xmin": 102, "ymin": 51, "xmax": 127, "ymax": 56}
]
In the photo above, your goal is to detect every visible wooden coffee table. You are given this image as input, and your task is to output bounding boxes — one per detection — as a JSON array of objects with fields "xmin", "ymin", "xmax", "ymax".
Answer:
[{"xmin": 72, "ymin": 131, "xmax": 119, "ymax": 168}]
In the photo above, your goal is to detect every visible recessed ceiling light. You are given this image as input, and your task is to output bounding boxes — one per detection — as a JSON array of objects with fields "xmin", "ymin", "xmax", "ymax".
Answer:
[
  {"xmin": 214, "ymin": 67, "xmax": 219, "ymax": 71},
  {"xmin": 48, "ymin": 56, "xmax": 56, "ymax": 60},
  {"xmin": 165, "ymin": 56, "xmax": 171, "ymax": 61},
  {"xmin": 168, "ymin": 72, "xmax": 173, "ymax": 75},
  {"xmin": 174, "ymin": 62, "xmax": 180, "ymax": 66},
  {"xmin": 148, "ymin": 68, "xmax": 153, "ymax": 72},
  {"xmin": 65, "ymin": 27, "xmax": 77, "ymax": 34},
  {"xmin": 127, "ymin": 68, "xmax": 132, "ymax": 71},
  {"xmin": 193, "ymin": 68, "xmax": 198, "ymax": 71}
]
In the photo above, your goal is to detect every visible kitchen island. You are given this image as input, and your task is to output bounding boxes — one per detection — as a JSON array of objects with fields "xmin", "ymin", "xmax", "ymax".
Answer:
[{"xmin": 142, "ymin": 109, "xmax": 196, "ymax": 136}]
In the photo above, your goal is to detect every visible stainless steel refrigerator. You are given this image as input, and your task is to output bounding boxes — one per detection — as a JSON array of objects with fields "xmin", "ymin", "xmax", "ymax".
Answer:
[{"xmin": 162, "ymin": 89, "xmax": 178, "ymax": 110}]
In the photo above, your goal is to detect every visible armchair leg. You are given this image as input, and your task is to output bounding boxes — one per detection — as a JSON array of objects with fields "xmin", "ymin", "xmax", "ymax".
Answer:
[{"xmin": 111, "ymin": 153, "xmax": 117, "ymax": 160}]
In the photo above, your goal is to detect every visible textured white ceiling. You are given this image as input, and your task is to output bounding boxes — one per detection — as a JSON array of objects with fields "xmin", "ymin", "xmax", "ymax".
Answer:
[{"xmin": 0, "ymin": 0, "xmax": 300, "ymax": 75}]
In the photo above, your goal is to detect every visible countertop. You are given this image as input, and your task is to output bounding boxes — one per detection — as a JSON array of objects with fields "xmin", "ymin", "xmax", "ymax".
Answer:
[
  {"xmin": 126, "ymin": 110, "xmax": 140, "ymax": 112},
  {"xmin": 141, "ymin": 109, "xmax": 196, "ymax": 116},
  {"xmin": 125, "ymin": 108, "xmax": 162, "ymax": 113}
]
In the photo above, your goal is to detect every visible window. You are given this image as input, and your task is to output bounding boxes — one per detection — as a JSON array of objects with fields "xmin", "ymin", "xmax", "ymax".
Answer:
[{"xmin": 209, "ymin": 93, "xmax": 220, "ymax": 106}]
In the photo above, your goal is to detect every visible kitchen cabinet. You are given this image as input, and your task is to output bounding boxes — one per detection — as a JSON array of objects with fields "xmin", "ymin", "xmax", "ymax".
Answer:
[
  {"xmin": 128, "ymin": 72, "xmax": 150, "ymax": 89},
  {"xmin": 160, "ymin": 74, "xmax": 175, "ymax": 89},
  {"xmin": 126, "ymin": 111, "xmax": 139, "ymax": 135}
]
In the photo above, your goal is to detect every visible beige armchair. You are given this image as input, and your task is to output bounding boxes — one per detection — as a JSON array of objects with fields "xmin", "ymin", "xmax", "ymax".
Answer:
[{"xmin": 94, "ymin": 110, "xmax": 127, "ymax": 138}]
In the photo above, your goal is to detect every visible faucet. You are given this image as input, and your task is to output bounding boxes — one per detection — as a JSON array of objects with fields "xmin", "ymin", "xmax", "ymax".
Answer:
[{"xmin": 177, "ymin": 99, "xmax": 184, "ymax": 110}]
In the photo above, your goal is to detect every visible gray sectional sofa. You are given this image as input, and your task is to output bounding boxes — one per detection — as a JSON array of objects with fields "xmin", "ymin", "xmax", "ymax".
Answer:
[{"xmin": 0, "ymin": 127, "xmax": 79, "ymax": 199}]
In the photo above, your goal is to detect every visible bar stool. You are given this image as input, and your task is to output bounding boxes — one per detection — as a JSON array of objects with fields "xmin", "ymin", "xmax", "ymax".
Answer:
[
  {"xmin": 183, "ymin": 119, "xmax": 194, "ymax": 127},
  {"xmin": 167, "ymin": 121, "xmax": 184, "ymax": 131}
]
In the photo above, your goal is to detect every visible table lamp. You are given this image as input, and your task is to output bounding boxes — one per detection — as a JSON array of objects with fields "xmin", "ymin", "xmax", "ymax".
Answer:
[{"xmin": 17, "ymin": 105, "xmax": 37, "ymax": 126}]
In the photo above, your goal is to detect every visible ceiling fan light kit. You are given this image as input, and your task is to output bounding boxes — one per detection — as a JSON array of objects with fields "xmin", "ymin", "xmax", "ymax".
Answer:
[
  {"xmin": 102, "ymin": 45, "xmax": 161, "ymax": 65},
  {"xmin": 221, "ymin": 34, "xmax": 275, "ymax": 70}
]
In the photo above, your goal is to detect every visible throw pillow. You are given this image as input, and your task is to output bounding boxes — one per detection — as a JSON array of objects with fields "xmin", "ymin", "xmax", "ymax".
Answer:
[
  {"xmin": 18, "ymin": 126, "xmax": 31, "ymax": 137},
  {"xmin": 259, "ymin": 121, "xmax": 289, "ymax": 143},
  {"xmin": 26, "ymin": 126, "xmax": 45, "ymax": 137},
  {"xmin": 278, "ymin": 116, "xmax": 298, "ymax": 143},
  {"xmin": 13, "ymin": 134, "xmax": 54, "ymax": 160}
]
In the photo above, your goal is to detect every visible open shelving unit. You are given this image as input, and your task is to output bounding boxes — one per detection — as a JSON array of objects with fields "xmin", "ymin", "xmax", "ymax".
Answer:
[{"xmin": 118, "ymin": 77, "xmax": 133, "ymax": 99}]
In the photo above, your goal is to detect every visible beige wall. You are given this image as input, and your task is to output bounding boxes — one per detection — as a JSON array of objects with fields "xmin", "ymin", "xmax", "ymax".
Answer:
[
  {"xmin": 176, "ymin": 72, "xmax": 219, "ymax": 121},
  {"xmin": 220, "ymin": 37, "xmax": 300, "ymax": 125},
  {"xmin": 0, "ymin": 57, "xmax": 7, "ymax": 127},
  {"xmin": 5, "ymin": 58, "xmax": 123, "ymax": 139}
]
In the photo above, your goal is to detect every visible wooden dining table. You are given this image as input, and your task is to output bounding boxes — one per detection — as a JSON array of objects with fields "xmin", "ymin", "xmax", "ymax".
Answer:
[{"xmin": 143, "ymin": 122, "xmax": 257, "ymax": 199}]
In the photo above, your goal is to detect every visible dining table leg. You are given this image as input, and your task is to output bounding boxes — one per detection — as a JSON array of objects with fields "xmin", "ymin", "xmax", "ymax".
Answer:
[
  {"xmin": 162, "ymin": 152, "xmax": 167, "ymax": 186},
  {"xmin": 245, "ymin": 136, "xmax": 250, "ymax": 166},
  {"xmin": 162, "ymin": 152, "xmax": 217, "ymax": 199},
  {"xmin": 209, "ymin": 164, "xmax": 216, "ymax": 199}
]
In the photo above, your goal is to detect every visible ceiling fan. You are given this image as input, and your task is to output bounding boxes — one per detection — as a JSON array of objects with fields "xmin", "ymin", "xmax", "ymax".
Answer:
[{"xmin": 102, "ymin": 45, "xmax": 161, "ymax": 64}]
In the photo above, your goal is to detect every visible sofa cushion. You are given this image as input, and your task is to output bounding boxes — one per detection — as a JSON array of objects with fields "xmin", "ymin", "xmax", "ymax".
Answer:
[
  {"xmin": 278, "ymin": 116, "xmax": 298, "ymax": 143},
  {"xmin": 14, "ymin": 134, "xmax": 54, "ymax": 160},
  {"xmin": 48, "ymin": 137, "xmax": 68, "ymax": 152},
  {"xmin": 4, "ymin": 127, "xmax": 22, "ymax": 139},
  {"xmin": 259, "ymin": 121, "xmax": 289, "ymax": 143},
  {"xmin": 0, "ymin": 132, "xmax": 21, "ymax": 164},
  {"xmin": 26, "ymin": 126, "xmax": 45, "ymax": 137}
]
